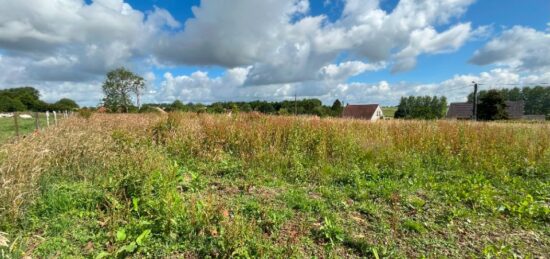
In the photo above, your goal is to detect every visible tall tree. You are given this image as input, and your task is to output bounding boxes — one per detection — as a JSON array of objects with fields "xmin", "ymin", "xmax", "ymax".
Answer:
[
  {"xmin": 102, "ymin": 68, "xmax": 144, "ymax": 113},
  {"xmin": 395, "ymin": 96, "xmax": 447, "ymax": 119},
  {"xmin": 477, "ymin": 90, "xmax": 508, "ymax": 120},
  {"xmin": 331, "ymin": 99, "xmax": 343, "ymax": 116}
]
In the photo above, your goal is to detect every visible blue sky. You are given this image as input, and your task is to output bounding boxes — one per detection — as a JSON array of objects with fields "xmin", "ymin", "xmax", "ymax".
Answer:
[{"xmin": 1, "ymin": 0, "xmax": 549, "ymax": 106}]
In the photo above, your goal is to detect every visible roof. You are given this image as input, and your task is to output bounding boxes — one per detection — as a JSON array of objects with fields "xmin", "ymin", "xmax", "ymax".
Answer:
[
  {"xmin": 342, "ymin": 104, "xmax": 381, "ymax": 120},
  {"xmin": 446, "ymin": 101, "xmax": 525, "ymax": 119},
  {"xmin": 446, "ymin": 103, "xmax": 473, "ymax": 119},
  {"xmin": 505, "ymin": 101, "xmax": 524, "ymax": 119}
]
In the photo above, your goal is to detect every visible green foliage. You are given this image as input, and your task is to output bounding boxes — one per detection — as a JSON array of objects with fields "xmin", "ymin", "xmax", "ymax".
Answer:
[
  {"xmin": 0, "ymin": 87, "xmax": 48, "ymax": 112},
  {"xmin": 317, "ymin": 216, "xmax": 345, "ymax": 246},
  {"xmin": 170, "ymin": 100, "xmax": 186, "ymax": 111},
  {"xmin": 102, "ymin": 67, "xmax": 144, "ymax": 113},
  {"xmin": 0, "ymin": 95, "xmax": 26, "ymax": 112},
  {"xmin": 401, "ymin": 219, "xmax": 425, "ymax": 233},
  {"xmin": 331, "ymin": 99, "xmax": 343, "ymax": 116},
  {"xmin": 2, "ymin": 114, "xmax": 550, "ymax": 257},
  {"xmin": 468, "ymin": 86, "xmax": 550, "ymax": 116},
  {"xmin": 142, "ymin": 98, "xmax": 338, "ymax": 117},
  {"xmin": 51, "ymin": 98, "xmax": 79, "ymax": 111},
  {"xmin": 395, "ymin": 96, "xmax": 447, "ymax": 119},
  {"xmin": 477, "ymin": 90, "xmax": 509, "ymax": 121}
]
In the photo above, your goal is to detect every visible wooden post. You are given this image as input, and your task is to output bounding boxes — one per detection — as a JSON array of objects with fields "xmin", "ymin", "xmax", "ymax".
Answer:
[
  {"xmin": 53, "ymin": 111, "xmax": 58, "ymax": 126},
  {"xmin": 34, "ymin": 112, "xmax": 39, "ymax": 130},
  {"xmin": 46, "ymin": 111, "xmax": 50, "ymax": 127},
  {"xmin": 14, "ymin": 112, "xmax": 19, "ymax": 138}
]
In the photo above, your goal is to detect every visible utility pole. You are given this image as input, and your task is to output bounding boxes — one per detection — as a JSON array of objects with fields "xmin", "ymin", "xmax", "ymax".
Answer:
[{"xmin": 472, "ymin": 81, "xmax": 479, "ymax": 121}]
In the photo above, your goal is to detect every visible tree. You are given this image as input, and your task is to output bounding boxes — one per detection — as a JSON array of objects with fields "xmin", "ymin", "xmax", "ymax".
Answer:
[
  {"xmin": 102, "ymin": 68, "xmax": 144, "ymax": 113},
  {"xmin": 52, "ymin": 98, "xmax": 79, "ymax": 111},
  {"xmin": 395, "ymin": 96, "xmax": 447, "ymax": 119},
  {"xmin": 0, "ymin": 87, "xmax": 47, "ymax": 111},
  {"xmin": 331, "ymin": 99, "xmax": 343, "ymax": 116},
  {"xmin": 477, "ymin": 90, "xmax": 508, "ymax": 120},
  {"xmin": 171, "ymin": 100, "xmax": 186, "ymax": 111},
  {"xmin": 0, "ymin": 95, "xmax": 26, "ymax": 112}
]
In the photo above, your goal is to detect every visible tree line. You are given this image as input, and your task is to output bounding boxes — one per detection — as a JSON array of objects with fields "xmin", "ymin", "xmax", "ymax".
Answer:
[
  {"xmin": 394, "ymin": 96, "xmax": 447, "ymax": 119},
  {"xmin": 102, "ymin": 68, "xmax": 344, "ymax": 117},
  {"xmin": 468, "ymin": 86, "xmax": 550, "ymax": 115},
  {"xmin": 0, "ymin": 87, "xmax": 79, "ymax": 112},
  {"xmin": 137, "ymin": 98, "xmax": 344, "ymax": 117}
]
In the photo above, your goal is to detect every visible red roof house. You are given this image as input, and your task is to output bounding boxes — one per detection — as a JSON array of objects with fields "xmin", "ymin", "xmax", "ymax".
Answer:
[{"xmin": 342, "ymin": 104, "xmax": 384, "ymax": 121}]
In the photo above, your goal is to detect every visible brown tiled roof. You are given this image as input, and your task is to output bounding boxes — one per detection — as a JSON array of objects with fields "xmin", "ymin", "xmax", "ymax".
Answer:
[
  {"xmin": 446, "ymin": 101, "xmax": 525, "ymax": 119},
  {"xmin": 342, "ymin": 104, "xmax": 380, "ymax": 120},
  {"xmin": 446, "ymin": 103, "xmax": 473, "ymax": 119}
]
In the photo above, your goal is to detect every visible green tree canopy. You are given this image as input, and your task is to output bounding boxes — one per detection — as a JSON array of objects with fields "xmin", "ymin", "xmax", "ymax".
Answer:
[
  {"xmin": 102, "ymin": 68, "xmax": 144, "ymax": 113},
  {"xmin": 0, "ymin": 87, "xmax": 48, "ymax": 111},
  {"xmin": 0, "ymin": 95, "xmax": 26, "ymax": 112},
  {"xmin": 331, "ymin": 99, "xmax": 343, "ymax": 116},
  {"xmin": 52, "ymin": 98, "xmax": 79, "ymax": 111},
  {"xmin": 477, "ymin": 90, "xmax": 508, "ymax": 121},
  {"xmin": 395, "ymin": 96, "xmax": 447, "ymax": 119}
]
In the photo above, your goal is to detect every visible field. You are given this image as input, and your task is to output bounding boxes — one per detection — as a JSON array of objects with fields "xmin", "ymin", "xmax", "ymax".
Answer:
[
  {"xmin": 1, "ymin": 113, "xmax": 549, "ymax": 258},
  {"xmin": 0, "ymin": 115, "xmax": 50, "ymax": 144},
  {"xmin": 382, "ymin": 107, "xmax": 397, "ymax": 118}
]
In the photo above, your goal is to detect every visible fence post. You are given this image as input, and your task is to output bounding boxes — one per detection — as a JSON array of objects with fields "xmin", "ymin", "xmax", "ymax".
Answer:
[
  {"xmin": 53, "ymin": 111, "xmax": 57, "ymax": 126},
  {"xmin": 14, "ymin": 112, "xmax": 20, "ymax": 138},
  {"xmin": 46, "ymin": 111, "xmax": 50, "ymax": 127},
  {"xmin": 34, "ymin": 112, "xmax": 39, "ymax": 131}
]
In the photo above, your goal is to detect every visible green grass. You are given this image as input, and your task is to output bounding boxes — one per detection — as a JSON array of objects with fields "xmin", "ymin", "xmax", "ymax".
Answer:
[
  {"xmin": 0, "ymin": 114, "xmax": 52, "ymax": 144},
  {"xmin": 382, "ymin": 107, "xmax": 397, "ymax": 118},
  {"xmin": 0, "ymin": 113, "xmax": 549, "ymax": 258}
]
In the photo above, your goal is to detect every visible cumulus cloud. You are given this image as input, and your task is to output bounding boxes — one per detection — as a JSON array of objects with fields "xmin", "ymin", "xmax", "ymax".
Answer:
[
  {"xmin": 470, "ymin": 26, "xmax": 550, "ymax": 71},
  {"xmin": 153, "ymin": 0, "xmax": 478, "ymax": 85},
  {"xmin": 0, "ymin": 0, "xmax": 176, "ymax": 82},
  {"xmin": 0, "ymin": 0, "xmax": 505, "ymax": 106},
  {"xmin": 154, "ymin": 67, "xmax": 550, "ymax": 106}
]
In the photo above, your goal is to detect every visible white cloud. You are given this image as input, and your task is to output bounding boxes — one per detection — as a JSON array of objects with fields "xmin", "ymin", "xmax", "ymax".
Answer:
[
  {"xmin": 470, "ymin": 26, "xmax": 550, "ymax": 71},
  {"xmin": 152, "ymin": 67, "xmax": 550, "ymax": 106},
  {"xmin": 0, "ymin": 0, "xmax": 176, "ymax": 82},
  {"xmin": 0, "ymin": 0, "xmax": 498, "ymax": 106},
  {"xmin": 153, "ymin": 0, "xmax": 478, "ymax": 84},
  {"xmin": 319, "ymin": 61, "xmax": 386, "ymax": 80}
]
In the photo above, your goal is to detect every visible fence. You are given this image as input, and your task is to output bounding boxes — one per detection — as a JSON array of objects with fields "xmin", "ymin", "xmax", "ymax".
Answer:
[{"xmin": 0, "ymin": 111, "xmax": 73, "ymax": 142}]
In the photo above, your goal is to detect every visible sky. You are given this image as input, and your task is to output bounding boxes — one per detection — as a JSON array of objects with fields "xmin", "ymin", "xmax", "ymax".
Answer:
[{"xmin": 0, "ymin": 0, "xmax": 549, "ymax": 107}]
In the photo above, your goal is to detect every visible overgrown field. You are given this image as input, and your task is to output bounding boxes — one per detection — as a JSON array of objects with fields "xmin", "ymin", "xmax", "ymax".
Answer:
[{"xmin": 1, "ymin": 113, "xmax": 549, "ymax": 258}]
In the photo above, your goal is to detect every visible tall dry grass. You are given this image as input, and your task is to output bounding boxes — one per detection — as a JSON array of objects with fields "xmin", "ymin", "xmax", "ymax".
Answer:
[
  {"xmin": 0, "ymin": 112, "xmax": 548, "ymax": 257},
  {"xmin": 0, "ymin": 114, "xmax": 162, "ymax": 225}
]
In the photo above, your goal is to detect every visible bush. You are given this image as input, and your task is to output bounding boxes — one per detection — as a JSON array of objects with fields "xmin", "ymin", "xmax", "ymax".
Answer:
[{"xmin": 78, "ymin": 109, "xmax": 93, "ymax": 120}]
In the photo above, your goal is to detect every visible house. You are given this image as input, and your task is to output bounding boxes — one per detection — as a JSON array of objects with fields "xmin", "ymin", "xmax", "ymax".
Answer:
[
  {"xmin": 342, "ymin": 104, "xmax": 384, "ymax": 121},
  {"xmin": 446, "ymin": 103, "xmax": 474, "ymax": 119},
  {"xmin": 446, "ymin": 101, "xmax": 525, "ymax": 119}
]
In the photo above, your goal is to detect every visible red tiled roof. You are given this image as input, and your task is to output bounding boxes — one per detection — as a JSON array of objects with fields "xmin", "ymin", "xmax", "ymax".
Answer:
[{"xmin": 342, "ymin": 104, "xmax": 380, "ymax": 120}]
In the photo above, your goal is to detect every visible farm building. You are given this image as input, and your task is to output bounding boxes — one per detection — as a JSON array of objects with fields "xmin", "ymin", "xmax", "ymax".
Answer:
[
  {"xmin": 342, "ymin": 104, "xmax": 384, "ymax": 121},
  {"xmin": 446, "ymin": 101, "xmax": 525, "ymax": 119}
]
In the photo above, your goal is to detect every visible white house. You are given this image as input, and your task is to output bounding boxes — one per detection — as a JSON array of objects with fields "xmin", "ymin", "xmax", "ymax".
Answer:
[{"xmin": 342, "ymin": 104, "xmax": 384, "ymax": 121}]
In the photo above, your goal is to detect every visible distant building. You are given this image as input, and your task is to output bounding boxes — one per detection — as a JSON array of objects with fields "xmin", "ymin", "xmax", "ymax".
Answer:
[
  {"xmin": 446, "ymin": 103, "xmax": 474, "ymax": 120},
  {"xmin": 342, "ymin": 104, "xmax": 384, "ymax": 121},
  {"xmin": 446, "ymin": 101, "xmax": 525, "ymax": 120}
]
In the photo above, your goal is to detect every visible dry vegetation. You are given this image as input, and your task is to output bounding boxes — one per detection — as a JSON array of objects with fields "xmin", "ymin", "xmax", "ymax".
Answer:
[{"xmin": 0, "ymin": 113, "xmax": 549, "ymax": 258}]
